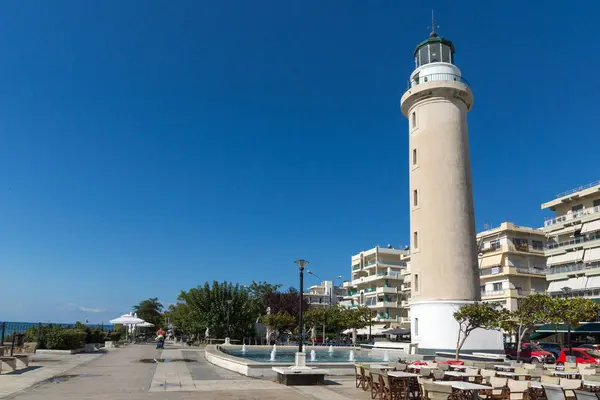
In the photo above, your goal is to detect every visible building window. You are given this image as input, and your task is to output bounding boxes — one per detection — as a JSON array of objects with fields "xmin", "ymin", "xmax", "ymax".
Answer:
[
  {"xmin": 594, "ymin": 199, "xmax": 600, "ymax": 208},
  {"xmin": 572, "ymin": 204, "xmax": 584, "ymax": 213},
  {"xmin": 415, "ymin": 318, "xmax": 419, "ymax": 336},
  {"xmin": 532, "ymin": 240, "xmax": 544, "ymax": 250},
  {"xmin": 411, "ymin": 112, "xmax": 416, "ymax": 128},
  {"xmin": 412, "ymin": 148, "xmax": 417, "ymax": 165},
  {"xmin": 480, "ymin": 285, "xmax": 486, "ymax": 294},
  {"xmin": 493, "ymin": 283, "xmax": 502, "ymax": 291},
  {"xmin": 413, "ymin": 189, "xmax": 418, "ymax": 207},
  {"xmin": 513, "ymin": 238, "xmax": 529, "ymax": 252},
  {"xmin": 414, "ymin": 274, "xmax": 419, "ymax": 292}
]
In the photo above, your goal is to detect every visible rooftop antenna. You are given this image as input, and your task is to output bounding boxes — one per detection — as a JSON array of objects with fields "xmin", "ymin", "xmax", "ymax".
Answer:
[{"xmin": 427, "ymin": 9, "xmax": 440, "ymax": 35}]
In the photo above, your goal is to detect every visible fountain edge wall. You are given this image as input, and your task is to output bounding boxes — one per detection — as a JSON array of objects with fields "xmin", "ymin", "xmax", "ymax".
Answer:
[{"xmin": 204, "ymin": 345, "xmax": 359, "ymax": 377}]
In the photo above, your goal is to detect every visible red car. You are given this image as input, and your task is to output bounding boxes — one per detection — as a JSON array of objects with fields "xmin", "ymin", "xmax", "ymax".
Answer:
[
  {"xmin": 504, "ymin": 342, "xmax": 556, "ymax": 363},
  {"xmin": 556, "ymin": 348, "xmax": 600, "ymax": 365}
]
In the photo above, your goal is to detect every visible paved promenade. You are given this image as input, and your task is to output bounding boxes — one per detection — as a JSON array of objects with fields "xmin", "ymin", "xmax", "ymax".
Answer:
[{"xmin": 0, "ymin": 344, "xmax": 371, "ymax": 399}]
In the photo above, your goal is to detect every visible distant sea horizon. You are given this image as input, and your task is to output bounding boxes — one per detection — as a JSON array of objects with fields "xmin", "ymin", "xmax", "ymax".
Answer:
[{"xmin": 1, "ymin": 321, "xmax": 114, "ymax": 337}]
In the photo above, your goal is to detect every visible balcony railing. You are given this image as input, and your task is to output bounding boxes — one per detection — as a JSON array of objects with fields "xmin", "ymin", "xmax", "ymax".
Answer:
[
  {"xmin": 515, "ymin": 267, "xmax": 546, "ymax": 275},
  {"xmin": 546, "ymin": 262, "xmax": 600, "ymax": 275},
  {"xmin": 352, "ymin": 265, "xmax": 361, "ymax": 271},
  {"xmin": 546, "ymin": 232, "xmax": 600, "ymax": 250},
  {"xmin": 480, "ymin": 267, "xmax": 504, "ymax": 276},
  {"xmin": 364, "ymin": 260, "xmax": 408, "ymax": 268},
  {"xmin": 556, "ymin": 180, "xmax": 600, "ymax": 199},
  {"xmin": 544, "ymin": 205, "xmax": 600, "ymax": 227},
  {"xmin": 411, "ymin": 73, "xmax": 469, "ymax": 87},
  {"xmin": 482, "ymin": 288, "xmax": 530, "ymax": 297},
  {"xmin": 364, "ymin": 288, "xmax": 376, "ymax": 293}
]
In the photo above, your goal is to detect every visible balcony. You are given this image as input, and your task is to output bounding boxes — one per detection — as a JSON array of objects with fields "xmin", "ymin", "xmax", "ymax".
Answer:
[
  {"xmin": 400, "ymin": 300, "xmax": 409, "ymax": 307},
  {"xmin": 377, "ymin": 287, "xmax": 398, "ymax": 294},
  {"xmin": 351, "ymin": 271, "xmax": 402, "ymax": 286},
  {"xmin": 481, "ymin": 288, "xmax": 530, "ymax": 298},
  {"xmin": 546, "ymin": 262, "xmax": 600, "ymax": 275},
  {"xmin": 364, "ymin": 287, "xmax": 376, "ymax": 293},
  {"xmin": 352, "ymin": 265, "xmax": 361, "ymax": 271},
  {"xmin": 364, "ymin": 260, "xmax": 408, "ymax": 269},
  {"xmin": 515, "ymin": 267, "xmax": 546, "ymax": 276},
  {"xmin": 401, "ymin": 283, "xmax": 412, "ymax": 291},
  {"xmin": 546, "ymin": 232, "xmax": 600, "ymax": 250},
  {"xmin": 411, "ymin": 73, "xmax": 469, "ymax": 87},
  {"xmin": 480, "ymin": 267, "xmax": 504, "ymax": 276},
  {"xmin": 545, "ymin": 205, "xmax": 600, "ymax": 227}
]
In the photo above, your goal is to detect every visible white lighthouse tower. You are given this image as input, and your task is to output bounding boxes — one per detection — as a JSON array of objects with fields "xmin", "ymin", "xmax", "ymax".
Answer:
[{"xmin": 400, "ymin": 28, "xmax": 503, "ymax": 355}]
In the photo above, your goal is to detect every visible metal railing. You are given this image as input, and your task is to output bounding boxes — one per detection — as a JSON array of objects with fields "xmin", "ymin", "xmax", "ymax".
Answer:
[
  {"xmin": 544, "ymin": 205, "xmax": 600, "ymax": 227},
  {"xmin": 546, "ymin": 262, "xmax": 600, "ymax": 275},
  {"xmin": 480, "ymin": 267, "xmax": 504, "ymax": 276},
  {"xmin": 546, "ymin": 232, "xmax": 600, "ymax": 249},
  {"xmin": 556, "ymin": 180, "xmax": 600, "ymax": 199},
  {"xmin": 411, "ymin": 73, "xmax": 469, "ymax": 87},
  {"xmin": 364, "ymin": 260, "xmax": 408, "ymax": 268},
  {"xmin": 515, "ymin": 267, "xmax": 547, "ymax": 275}
]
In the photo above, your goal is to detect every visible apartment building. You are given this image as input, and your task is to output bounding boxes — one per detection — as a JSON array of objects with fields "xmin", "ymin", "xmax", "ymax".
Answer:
[
  {"xmin": 305, "ymin": 280, "xmax": 345, "ymax": 307},
  {"xmin": 342, "ymin": 245, "xmax": 411, "ymax": 329},
  {"xmin": 477, "ymin": 222, "xmax": 547, "ymax": 311},
  {"xmin": 543, "ymin": 181, "xmax": 600, "ymax": 299}
]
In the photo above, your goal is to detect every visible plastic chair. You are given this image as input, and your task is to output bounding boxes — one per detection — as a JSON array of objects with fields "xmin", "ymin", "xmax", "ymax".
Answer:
[
  {"xmin": 438, "ymin": 363, "xmax": 450, "ymax": 371},
  {"xmin": 559, "ymin": 377, "xmax": 582, "ymax": 398},
  {"xmin": 432, "ymin": 369, "xmax": 445, "ymax": 381},
  {"xmin": 488, "ymin": 376, "xmax": 509, "ymax": 400}
]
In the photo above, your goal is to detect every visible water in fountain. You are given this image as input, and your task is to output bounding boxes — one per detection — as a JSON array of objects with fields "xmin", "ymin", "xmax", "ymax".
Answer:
[
  {"xmin": 382, "ymin": 350, "xmax": 389, "ymax": 362},
  {"xmin": 241, "ymin": 344, "xmax": 247, "ymax": 353},
  {"xmin": 273, "ymin": 343, "xmax": 277, "ymax": 351},
  {"xmin": 328, "ymin": 345, "xmax": 334, "ymax": 354},
  {"xmin": 348, "ymin": 350, "xmax": 355, "ymax": 362},
  {"xmin": 310, "ymin": 349, "xmax": 316, "ymax": 361},
  {"xmin": 270, "ymin": 348, "xmax": 276, "ymax": 361}
]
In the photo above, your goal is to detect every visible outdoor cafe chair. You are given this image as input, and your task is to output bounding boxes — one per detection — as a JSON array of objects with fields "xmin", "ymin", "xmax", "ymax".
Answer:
[
  {"xmin": 422, "ymin": 382, "xmax": 453, "ymax": 400},
  {"xmin": 355, "ymin": 364, "xmax": 363, "ymax": 388},
  {"xmin": 544, "ymin": 385, "xmax": 568, "ymax": 400},
  {"xmin": 396, "ymin": 363, "xmax": 408, "ymax": 372},
  {"xmin": 541, "ymin": 375, "xmax": 560, "ymax": 385},
  {"xmin": 487, "ymin": 376, "xmax": 509, "ymax": 400},
  {"xmin": 432, "ymin": 370, "xmax": 445, "ymax": 381},
  {"xmin": 370, "ymin": 370, "xmax": 385, "ymax": 400},
  {"xmin": 507, "ymin": 379, "xmax": 530, "ymax": 400},
  {"xmin": 384, "ymin": 374, "xmax": 404, "ymax": 400},
  {"xmin": 559, "ymin": 378, "xmax": 582, "ymax": 398},
  {"xmin": 574, "ymin": 390, "xmax": 600, "ymax": 400}
]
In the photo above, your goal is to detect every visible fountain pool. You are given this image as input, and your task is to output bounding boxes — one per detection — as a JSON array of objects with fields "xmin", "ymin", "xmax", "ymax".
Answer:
[{"xmin": 221, "ymin": 347, "xmax": 387, "ymax": 363}]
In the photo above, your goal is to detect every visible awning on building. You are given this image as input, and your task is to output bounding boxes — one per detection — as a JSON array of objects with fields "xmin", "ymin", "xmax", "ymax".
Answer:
[
  {"xmin": 547, "ymin": 250, "xmax": 585, "ymax": 266},
  {"xmin": 587, "ymin": 275, "xmax": 600, "ymax": 290},
  {"xmin": 480, "ymin": 254, "xmax": 504, "ymax": 268},
  {"xmin": 548, "ymin": 224, "xmax": 583, "ymax": 238},
  {"xmin": 585, "ymin": 248, "xmax": 600, "ymax": 263},
  {"xmin": 535, "ymin": 323, "xmax": 600, "ymax": 333},
  {"xmin": 582, "ymin": 220, "xmax": 600, "ymax": 235},
  {"xmin": 547, "ymin": 281, "xmax": 564, "ymax": 293},
  {"xmin": 548, "ymin": 276, "xmax": 587, "ymax": 292}
]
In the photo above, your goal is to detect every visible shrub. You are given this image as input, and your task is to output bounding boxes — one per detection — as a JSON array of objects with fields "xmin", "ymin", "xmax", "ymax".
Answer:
[
  {"xmin": 45, "ymin": 329, "xmax": 86, "ymax": 350},
  {"xmin": 108, "ymin": 331, "xmax": 122, "ymax": 341}
]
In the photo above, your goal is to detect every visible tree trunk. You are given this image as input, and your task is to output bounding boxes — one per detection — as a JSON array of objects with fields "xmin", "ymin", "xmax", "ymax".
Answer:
[
  {"xmin": 568, "ymin": 324, "xmax": 572, "ymax": 354},
  {"xmin": 455, "ymin": 329, "xmax": 462, "ymax": 360},
  {"xmin": 516, "ymin": 325, "xmax": 523, "ymax": 362}
]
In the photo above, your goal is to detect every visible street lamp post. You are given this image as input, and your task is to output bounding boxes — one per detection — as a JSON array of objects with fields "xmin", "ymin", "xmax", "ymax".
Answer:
[
  {"xmin": 295, "ymin": 260, "xmax": 309, "ymax": 355},
  {"xmin": 226, "ymin": 299, "xmax": 232, "ymax": 340}
]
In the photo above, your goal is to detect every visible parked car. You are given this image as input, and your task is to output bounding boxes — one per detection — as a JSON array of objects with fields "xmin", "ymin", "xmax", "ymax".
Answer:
[
  {"xmin": 556, "ymin": 348, "xmax": 600, "ymax": 365},
  {"xmin": 538, "ymin": 342, "xmax": 562, "ymax": 358},
  {"xmin": 504, "ymin": 342, "xmax": 556, "ymax": 363},
  {"xmin": 578, "ymin": 344, "xmax": 600, "ymax": 351}
]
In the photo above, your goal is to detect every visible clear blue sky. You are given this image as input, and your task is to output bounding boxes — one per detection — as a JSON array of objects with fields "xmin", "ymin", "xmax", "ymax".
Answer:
[{"xmin": 0, "ymin": 1, "xmax": 597, "ymax": 323}]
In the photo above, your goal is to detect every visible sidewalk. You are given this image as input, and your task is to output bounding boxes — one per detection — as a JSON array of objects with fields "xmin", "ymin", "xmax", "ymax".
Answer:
[{"xmin": 1, "ymin": 344, "xmax": 371, "ymax": 400}]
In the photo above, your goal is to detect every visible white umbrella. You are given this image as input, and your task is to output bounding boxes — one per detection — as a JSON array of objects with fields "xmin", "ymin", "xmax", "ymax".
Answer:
[
  {"xmin": 109, "ymin": 312, "xmax": 145, "ymax": 325},
  {"xmin": 138, "ymin": 321, "xmax": 155, "ymax": 327}
]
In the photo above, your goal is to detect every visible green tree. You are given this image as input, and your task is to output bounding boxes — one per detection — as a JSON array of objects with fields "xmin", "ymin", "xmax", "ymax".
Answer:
[
  {"xmin": 453, "ymin": 302, "xmax": 503, "ymax": 359},
  {"xmin": 133, "ymin": 298, "xmax": 164, "ymax": 327},
  {"xmin": 499, "ymin": 294, "xmax": 553, "ymax": 361},
  {"xmin": 260, "ymin": 311, "xmax": 295, "ymax": 342},
  {"xmin": 177, "ymin": 281, "xmax": 256, "ymax": 340},
  {"xmin": 342, "ymin": 307, "xmax": 374, "ymax": 345},
  {"xmin": 550, "ymin": 297, "xmax": 599, "ymax": 352}
]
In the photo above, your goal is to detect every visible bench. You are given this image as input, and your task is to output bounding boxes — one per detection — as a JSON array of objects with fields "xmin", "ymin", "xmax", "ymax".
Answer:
[{"xmin": 13, "ymin": 354, "xmax": 29, "ymax": 368}]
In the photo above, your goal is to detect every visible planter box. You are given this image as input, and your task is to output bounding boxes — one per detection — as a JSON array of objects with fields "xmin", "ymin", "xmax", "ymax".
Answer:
[{"xmin": 105, "ymin": 341, "xmax": 114, "ymax": 348}]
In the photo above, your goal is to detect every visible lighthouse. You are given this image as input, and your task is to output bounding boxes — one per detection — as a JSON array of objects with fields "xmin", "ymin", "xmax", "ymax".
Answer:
[{"xmin": 400, "ymin": 29, "xmax": 503, "ymax": 355}]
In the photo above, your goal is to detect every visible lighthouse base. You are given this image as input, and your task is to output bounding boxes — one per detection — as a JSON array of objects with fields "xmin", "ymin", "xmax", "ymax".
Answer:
[{"xmin": 410, "ymin": 300, "xmax": 504, "ymax": 356}]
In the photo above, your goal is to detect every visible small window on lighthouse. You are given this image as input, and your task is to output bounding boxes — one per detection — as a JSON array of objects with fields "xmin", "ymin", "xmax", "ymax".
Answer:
[
  {"xmin": 413, "ymin": 231, "xmax": 419, "ymax": 249},
  {"xmin": 412, "ymin": 149, "xmax": 417, "ymax": 165},
  {"xmin": 413, "ymin": 190, "xmax": 418, "ymax": 207},
  {"xmin": 411, "ymin": 112, "xmax": 416, "ymax": 128}
]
